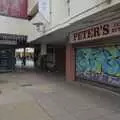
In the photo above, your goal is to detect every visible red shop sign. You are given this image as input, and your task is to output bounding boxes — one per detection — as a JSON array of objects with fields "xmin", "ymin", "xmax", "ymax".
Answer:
[
  {"xmin": 70, "ymin": 19, "xmax": 120, "ymax": 43},
  {"xmin": 0, "ymin": 0, "xmax": 27, "ymax": 18}
]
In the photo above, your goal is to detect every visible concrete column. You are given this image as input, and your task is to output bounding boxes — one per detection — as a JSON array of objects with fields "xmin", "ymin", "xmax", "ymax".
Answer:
[
  {"xmin": 66, "ymin": 44, "xmax": 75, "ymax": 81},
  {"xmin": 23, "ymin": 47, "xmax": 26, "ymax": 66},
  {"xmin": 40, "ymin": 44, "xmax": 47, "ymax": 71},
  {"xmin": 41, "ymin": 44, "xmax": 47, "ymax": 55}
]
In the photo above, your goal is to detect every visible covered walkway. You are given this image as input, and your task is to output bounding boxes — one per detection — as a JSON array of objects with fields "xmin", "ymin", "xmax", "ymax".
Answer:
[{"xmin": 0, "ymin": 68, "xmax": 120, "ymax": 120}]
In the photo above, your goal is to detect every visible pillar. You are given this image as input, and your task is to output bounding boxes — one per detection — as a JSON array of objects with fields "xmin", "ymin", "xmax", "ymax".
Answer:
[
  {"xmin": 40, "ymin": 44, "xmax": 47, "ymax": 71},
  {"xmin": 41, "ymin": 44, "xmax": 47, "ymax": 55},
  {"xmin": 66, "ymin": 44, "xmax": 75, "ymax": 81},
  {"xmin": 23, "ymin": 47, "xmax": 26, "ymax": 66}
]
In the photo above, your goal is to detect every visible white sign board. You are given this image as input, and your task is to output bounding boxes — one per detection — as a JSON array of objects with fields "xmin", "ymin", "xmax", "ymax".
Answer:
[{"xmin": 38, "ymin": 0, "xmax": 50, "ymax": 22}]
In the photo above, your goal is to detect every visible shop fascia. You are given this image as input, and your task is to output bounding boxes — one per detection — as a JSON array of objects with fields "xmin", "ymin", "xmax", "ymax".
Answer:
[{"xmin": 70, "ymin": 19, "xmax": 120, "ymax": 43}]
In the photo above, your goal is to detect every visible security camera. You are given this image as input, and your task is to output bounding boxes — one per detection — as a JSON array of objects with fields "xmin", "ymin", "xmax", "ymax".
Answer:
[
  {"xmin": 32, "ymin": 22, "xmax": 45, "ymax": 33},
  {"xmin": 32, "ymin": 22, "xmax": 44, "ymax": 27}
]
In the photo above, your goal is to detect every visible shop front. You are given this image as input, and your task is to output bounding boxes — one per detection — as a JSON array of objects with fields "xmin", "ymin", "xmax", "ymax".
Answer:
[
  {"xmin": 34, "ymin": 45, "xmax": 66, "ymax": 73},
  {"xmin": 0, "ymin": 47, "xmax": 15, "ymax": 72},
  {"xmin": 0, "ymin": 34, "xmax": 27, "ymax": 72},
  {"xmin": 69, "ymin": 18, "xmax": 120, "ymax": 87}
]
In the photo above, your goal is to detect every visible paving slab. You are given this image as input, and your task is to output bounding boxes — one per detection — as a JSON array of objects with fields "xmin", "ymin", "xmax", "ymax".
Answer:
[
  {"xmin": 0, "ymin": 69, "xmax": 120, "ymax": 120},
  {"xmin": 0, "ymin": 101, "xmax": 52, "ymax": 120}
]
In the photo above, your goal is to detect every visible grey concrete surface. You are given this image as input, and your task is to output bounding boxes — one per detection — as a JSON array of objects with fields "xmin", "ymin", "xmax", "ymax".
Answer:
[{"xmin": 0, "ymin": 67, "xmax": 120, "ymax": 120}]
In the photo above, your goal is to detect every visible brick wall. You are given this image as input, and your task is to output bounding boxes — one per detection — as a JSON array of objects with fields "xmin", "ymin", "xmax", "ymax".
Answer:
[{"xmin": 66, "ymin": 44, "xmax": 75, "ymax": 81}]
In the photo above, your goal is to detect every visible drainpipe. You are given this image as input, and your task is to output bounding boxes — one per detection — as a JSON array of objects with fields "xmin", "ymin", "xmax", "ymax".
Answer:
[{"xmin": 67, "ymin": 0, "xmax": 70, "ymax": 16}]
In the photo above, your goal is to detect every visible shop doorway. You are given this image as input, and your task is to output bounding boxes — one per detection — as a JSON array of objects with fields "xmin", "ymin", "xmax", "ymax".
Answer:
[{"xmin": 15, "ymin": 48, "xmax": 34, "ymax": 68}]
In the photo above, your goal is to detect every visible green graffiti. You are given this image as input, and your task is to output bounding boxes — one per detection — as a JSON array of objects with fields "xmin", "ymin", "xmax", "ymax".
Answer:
[{"xmin": 76, "ymin": 46, "xmax": 120, "ymax": 77}]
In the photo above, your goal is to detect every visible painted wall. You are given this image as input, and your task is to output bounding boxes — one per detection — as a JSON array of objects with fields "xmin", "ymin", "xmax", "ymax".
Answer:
[
  {"xmin": 76, "ymin": 46, "xmax": 120, "ymax": 87},
  {"xmin": 0, "ymin": 0, "xmax": 27, "ymax": 18},
  {"xmin": 50, "ymin": 0, "xmax": 68, "ymax": 27}
]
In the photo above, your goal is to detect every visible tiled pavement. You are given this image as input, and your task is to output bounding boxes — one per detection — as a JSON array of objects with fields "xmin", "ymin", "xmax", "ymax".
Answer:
[{"xmin": 0, "ymin": 68, "xmax": 120, "ymax": 120}]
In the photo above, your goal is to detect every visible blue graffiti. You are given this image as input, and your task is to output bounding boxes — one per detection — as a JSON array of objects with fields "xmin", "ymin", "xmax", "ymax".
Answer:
[{"xmin": 76, "ymin": 46, "xmax": 120, "ymax": 86}]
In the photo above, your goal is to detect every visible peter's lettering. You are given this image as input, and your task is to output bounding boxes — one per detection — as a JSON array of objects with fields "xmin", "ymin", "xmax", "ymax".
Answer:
[
  {"xmin": 74, "ymin": 33, "xmax": 78, "ymax": 41},
  {"xmin": 103, "ymin": 24, "xmax": 110, "ymax": 35},
  {"xmin": 94, "ymin": 27, "xmax": 100, "ymax": 37}
]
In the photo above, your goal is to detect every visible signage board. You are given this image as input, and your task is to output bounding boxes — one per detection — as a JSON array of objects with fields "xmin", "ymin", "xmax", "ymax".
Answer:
[
  {"xmin": 0, "ymin": 40, "xmax": 17, "ymax": 45},
  {"xmin": 0, "ymin": 34, "xmax": 27, "ymax": 46},
  {"xmin": 70, "ymin": 19, "xmax": 120, "ymax": 43},
  {"xmin": 0, "ymin": 0, "xmax": 27, "ymax": 18}
]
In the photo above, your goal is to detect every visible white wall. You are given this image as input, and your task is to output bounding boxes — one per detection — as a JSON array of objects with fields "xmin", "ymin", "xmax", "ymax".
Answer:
[
  {"xmin": 70, "ymin": 0, "xmax": 120, "ymax": 18},
  {"xmin": 70, "ymin": 0, "xmax": 103, "ymax": 17},
  {"xmin": 28, "ymin": 13, "xmax": 49, "ymax": 42},
  {"xmin": 49, "ymin": 0, "xmax": 120, "ymax": 28},
  {"xmin": 27, "ymin": 0, "xmax": 69, "ymax": 41},
  {"xmin": 44, "ymin": 0, "xmax": 120, "ymax": 32},
  {"xmin": 28, "ymin": 0, "xmax": 68, "ymax": 27},
  {"xmin": 50, "ymin": 0, "xmax": 68, "ymax": 27}
]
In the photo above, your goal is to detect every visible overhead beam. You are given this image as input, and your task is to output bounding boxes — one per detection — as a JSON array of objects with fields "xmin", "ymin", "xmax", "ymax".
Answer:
[{"xmin": 27, "ymin": 3, "xmax": 38, "ymax": 21}]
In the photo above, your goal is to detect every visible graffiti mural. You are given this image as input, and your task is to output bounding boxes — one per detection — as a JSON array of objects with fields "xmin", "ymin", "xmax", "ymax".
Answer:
[
  {"xmin": 0, "ymin": 0, "xmax": 27, "ymax": 18},
  {"xmin": 76, "ymin": 46, "xmax": 120, "ymax": 87}
]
